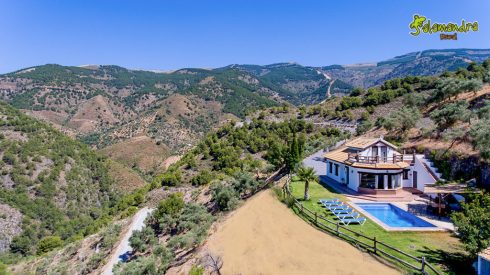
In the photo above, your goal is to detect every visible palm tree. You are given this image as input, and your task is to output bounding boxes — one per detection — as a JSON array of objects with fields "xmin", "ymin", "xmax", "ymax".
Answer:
[{"xmin": 297, "ymin": 166, "xmax": 317, "ymax": 201}]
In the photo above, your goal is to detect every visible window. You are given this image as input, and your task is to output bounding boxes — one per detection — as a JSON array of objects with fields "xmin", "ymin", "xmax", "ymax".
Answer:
[
  {"xmin": 387, "ymin": 174, "xmax": 393, "ymax": 189},
  {"xmin": 381, "ymin": 146, "xmax": 388, "ymax": 160},
  {"xmin": 377, "ymin": 174, "xmax": 384, "ymax": 189},
  {"xmin": 372, "ymin": 146, "xmax": 378, "ymax": 157},
  {"xmin": 360, "ymin": 173, "xmax": 376, "ymax": 189},
  {"xmin": 329, "ymin": 162, "xmax": 333, "ymax": 173},
  {"xmin": 334, "ymin": 164, "xmax": 339, "ymax": 176},
  {"xmin": 403, "ymin": 169, "xmax": 409, "ymax": 180}
]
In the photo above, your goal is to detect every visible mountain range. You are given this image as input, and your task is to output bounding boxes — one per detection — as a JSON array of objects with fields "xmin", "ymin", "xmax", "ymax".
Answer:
[
  {"xmin": 1, "ymin": 48, "xmax": 490, "ymax": 273},
  {"xmin": 1, "ymin": 48, "xmax": 489, "ymax": 174}
]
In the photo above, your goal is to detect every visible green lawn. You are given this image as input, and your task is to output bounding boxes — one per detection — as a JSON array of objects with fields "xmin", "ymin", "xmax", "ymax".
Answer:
[{"xmin": 287, "ymin": 179, "xmax": 472, "ymax": 274}]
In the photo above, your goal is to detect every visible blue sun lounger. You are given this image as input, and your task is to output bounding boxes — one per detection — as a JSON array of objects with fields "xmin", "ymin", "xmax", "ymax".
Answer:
[
  {"xmin": 321, "ymin": 201, "xmax": 343, "ymax": 207},
  {"xmin": 331, "ymin": 208, "xmax": 354, "ymax": 215},
  {"xmin": 326, "ymin": 204, "xmax": 349, "ymax": 211},
  {"xmin": 335, "ymin": 212, "xmax": 360, "ymax": 219},
  {"xmin": 339, "ymin": 216, "xmax": 367, "ymax": 225},
  {"xmin": 320, "ymin": 198, "xmax": 340, "ymax": 204}
]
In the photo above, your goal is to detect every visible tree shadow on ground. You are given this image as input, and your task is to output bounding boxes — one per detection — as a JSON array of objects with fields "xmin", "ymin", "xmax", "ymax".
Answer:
[{"xmin": 418, "ymin": 246, "xmax": 475, "ymax": 274}]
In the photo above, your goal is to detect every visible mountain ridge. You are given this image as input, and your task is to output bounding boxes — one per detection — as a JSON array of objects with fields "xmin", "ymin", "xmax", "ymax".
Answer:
[{"xmin": 1, "ymin": 48, "xmax": 489, "ymax": 175}]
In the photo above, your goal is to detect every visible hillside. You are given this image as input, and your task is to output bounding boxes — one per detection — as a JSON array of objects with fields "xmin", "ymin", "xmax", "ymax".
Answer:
[
  {"xmin": 3, "ymin": 56, "xmax": 490, "ymax": 274},
  {"xmin": 1, "ymin": 49, "xmax": 488, "ymax": 176},
  {"xmin": 113, "ymin": 116, "xmax": 348, "ymax": 274},
  {"xmin": 0, "ymin": 102, "xmax": 145, "ymax": 260},
  {"xmin": 322, "ymin": 49, "xmax": 490, "ymax": 88},
  {"xmin": 269, "ymin": 59, "xmax": 490, "ymax": 185},
  {"xmin": 228, "ymin": 63, "xmax": 354, "ymax": 102}
]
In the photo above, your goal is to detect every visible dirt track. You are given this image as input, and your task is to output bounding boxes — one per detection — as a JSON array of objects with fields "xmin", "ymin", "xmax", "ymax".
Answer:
[{"xmin": 205, "ymin": 190, "xmax": 399, "ymax": 275}]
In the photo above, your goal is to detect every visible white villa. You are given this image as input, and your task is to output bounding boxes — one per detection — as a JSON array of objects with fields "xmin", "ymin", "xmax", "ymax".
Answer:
[{"xmin": 324, "ymin": 137, "xmax": 439, "ymax": 196}]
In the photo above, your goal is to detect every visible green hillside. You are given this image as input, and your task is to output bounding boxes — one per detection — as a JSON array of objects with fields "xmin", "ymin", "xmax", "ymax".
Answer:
[{"xmin": 0, "ymin": 102, "xmax": 140, "ymax": 259}]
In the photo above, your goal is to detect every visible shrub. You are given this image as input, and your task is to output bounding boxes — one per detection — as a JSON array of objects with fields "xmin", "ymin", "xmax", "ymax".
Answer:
[
  {"xmin": 191, "ymin": 170, "xmax": 213, "ymax": 186},
  {"xmin": 284, "ymin": 196, "xmax": 296, "ymax": 208},
  {"xmin": 211, "ymin": 183, "xmax": 239, "ymax": 211},
  {"xmin": 349, "ymin": 87, "xmax": 364, "ymax": 97},
  {"xmin": 381, "ymin": 107, "xmax": 421, "ymax": 135},
  {"xmin": 100, "ymin": 224, "xmax": 122, "ymax": 250},
  {"xmin": 188, "ymin": 265, "xmax": 204, "ymax": 275},
  {"xmin": 403, "ymin": 92, "xmax": 426, "ymax": 107},
  {"xmin": 2, "ymin": 152, "xmax": 16, "ymax": 165},
  {"xmin": 430, "ymin": 100, "xmax": 470, "ymax": 130},
  {"xmin": 160, "ymin": 170, "xmax": 182, "ymax": 186},
  {"xmin": 336, "ymin": 96, "xmax": 362, "ymax": 111},
  {"xmin": 356, "ymin": 120, "xmax": 373, "ymax": 135},
  {"xmin": 129, "ymin": 227, "xmax": 157, "ymax": 253},
  {"xmin": 0, "ymin": 262, "xmax": 7, "ymax": 275},
  {"xmin": 37, "ymin": 236, "xmax": 63, "ymax": 255},
  {"xmin": 156, "ymin": 193, "xmax": 185, "ymax": 218},
  {"xmin": 82, "ymin": 252, "xmax": 105, "ymax": 274},
  {"xmin": 470, "ymin": 119, "xmax": 490, "ymax": 160},
  {"xmin": 451, "ymin": 193, "xmax": 490, "ymax": 256},
  {"xmin": 10, "ymin": 235, "xmax": 32, "ymax": 255},
  {"xmin": 271, "ymin": 186, "xmax": 284, "ymax": 200},
  {"xmin": 360, "ymin": 111, "xmax": 370, "ymax": 121},
  {"xmin": 366, "ymin": 105, "xmax": 375, "ymax": 114}
]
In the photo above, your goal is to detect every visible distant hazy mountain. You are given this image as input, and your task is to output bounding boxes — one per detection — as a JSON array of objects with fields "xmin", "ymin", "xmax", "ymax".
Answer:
[{"xmin": 321, "ymin": 49, "xmax": 490, "ymax": 88}]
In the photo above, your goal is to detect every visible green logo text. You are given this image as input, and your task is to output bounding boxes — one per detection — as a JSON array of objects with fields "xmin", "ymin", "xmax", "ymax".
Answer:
[{"xmin": 409, "ymin": 14, "xmax": 478, "ymax": 36}]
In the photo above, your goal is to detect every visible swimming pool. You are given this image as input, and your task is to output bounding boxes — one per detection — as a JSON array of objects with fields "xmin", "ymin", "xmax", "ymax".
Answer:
[{"xmin": 356, "ymin": 203, "xmax": 436, "ymax": 228}]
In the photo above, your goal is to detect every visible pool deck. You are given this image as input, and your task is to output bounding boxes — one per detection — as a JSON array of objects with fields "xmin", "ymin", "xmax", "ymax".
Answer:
[{"xmin": 304, "ymin": 149, "xmax": 455, "ymax": 232}]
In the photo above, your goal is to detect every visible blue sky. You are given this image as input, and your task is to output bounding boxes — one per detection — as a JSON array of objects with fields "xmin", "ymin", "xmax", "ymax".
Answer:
[{"xmin": 1, "ymin": 0, "xmax": 489, "ymax": 73}]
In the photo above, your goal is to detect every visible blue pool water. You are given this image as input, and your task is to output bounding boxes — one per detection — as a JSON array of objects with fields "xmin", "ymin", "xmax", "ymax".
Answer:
[{"xmin": 356, "ymin": 203, "xmax": 436, "ymax": 228}]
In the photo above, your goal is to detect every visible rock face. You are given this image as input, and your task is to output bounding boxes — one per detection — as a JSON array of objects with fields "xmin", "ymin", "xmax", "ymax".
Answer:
[
  {"xmin": 0, "ymin": 203, "xmax": 22, "ymax": 253},
  {"xmin": 449, "ymin": 156, "xmax": 490, "ymax": 188},
  {"xmin": 480, "ymin": 163, "xmax": 490, "ymax": 188},
  {"xmin": 431, "ymin": 150, "xmax": 490, "ymax": 188}
]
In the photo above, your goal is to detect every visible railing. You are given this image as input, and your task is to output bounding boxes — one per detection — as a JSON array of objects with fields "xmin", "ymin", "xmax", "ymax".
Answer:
[
  {"xmin": 347, "ymin": 153, "xmax": 415, "ymax": 164},
  {"xmin": 282, "ymin": 177, "xmax": 441, "ymax": 275}
]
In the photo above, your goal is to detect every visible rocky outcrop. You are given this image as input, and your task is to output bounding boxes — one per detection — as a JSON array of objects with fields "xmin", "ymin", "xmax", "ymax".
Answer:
[
  {"xmin": 0, "ymin": 203, "xmax": 22, "ymax": 253},
  {"xmin": 427, "ymin": 149, "xmax": 490, "ymax": 188}
]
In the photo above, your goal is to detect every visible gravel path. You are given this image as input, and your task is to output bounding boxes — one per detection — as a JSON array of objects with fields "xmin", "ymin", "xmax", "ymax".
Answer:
[
  {"xmin": 302, "ymin": 149, "xmax": 327, "ymax": 176},
  {"xmin": 100, "ymin": 207, "xmax": 154, "ymax": 275}
]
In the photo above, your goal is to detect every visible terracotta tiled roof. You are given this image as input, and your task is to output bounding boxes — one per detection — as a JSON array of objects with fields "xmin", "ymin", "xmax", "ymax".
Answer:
[
  {"xmin": 344, "ymin": 138, "xmax": 379, "ymax": 149},
  {"xmin": 324, "ymin": 147, "xmax": 349, "ymax": 163},
  {"xmin": 324, "ymin": 144, "xmax": 409, "ymax": 170},
  {"xmin": 349, "ymin": 162, "xmax": 410, "ymax": 170},
  {"xmin": 344, "ymin": 137, "xmax": 398, "ymax": 150}
]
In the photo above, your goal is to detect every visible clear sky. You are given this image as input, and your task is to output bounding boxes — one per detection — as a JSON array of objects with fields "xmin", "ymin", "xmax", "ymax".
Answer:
[{"xmin": 1, "ymin": 0, "xmax": 489, "ymax": 73}]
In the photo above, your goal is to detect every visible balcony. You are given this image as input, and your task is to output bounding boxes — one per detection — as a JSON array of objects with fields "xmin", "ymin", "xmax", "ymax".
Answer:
[{"xmin": 347, "ymin": 153, "xmax": 415, "ymax": 164}]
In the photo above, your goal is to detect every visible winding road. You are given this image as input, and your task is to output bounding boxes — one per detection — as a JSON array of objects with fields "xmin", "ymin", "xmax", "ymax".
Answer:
[
  {"xmin": 101, "ymin": 207, "xmax": 154, "ymax": 275},
  {"xmin": 316, "ymin": 70, "xmax": 335, "ymax": 102}
]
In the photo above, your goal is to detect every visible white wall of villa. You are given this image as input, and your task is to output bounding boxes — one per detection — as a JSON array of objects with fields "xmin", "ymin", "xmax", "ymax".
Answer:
[
  {"xmin": 412, "ymin": 155, "xmax": 438, "ymax": 192},
  {"xmin": 326, "ymin": 160, "xmax": 345, "ymax": 184},
  {"xmin": 356, "ymin": 141, "xmax": 397, "ymax": 159},
  {"xmin": 326, "ymin": 162, "xmax": 406, "ymax": 191}
]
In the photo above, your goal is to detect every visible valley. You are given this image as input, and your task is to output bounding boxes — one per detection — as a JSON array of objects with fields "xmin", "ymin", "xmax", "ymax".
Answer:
[
  {"xmin": 1, "ymin": 49, "xmax": 490, "ymax": 274},
  {"xmin": 1, "ymin": 49, "xmax": 489, "ymax": 177}
]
